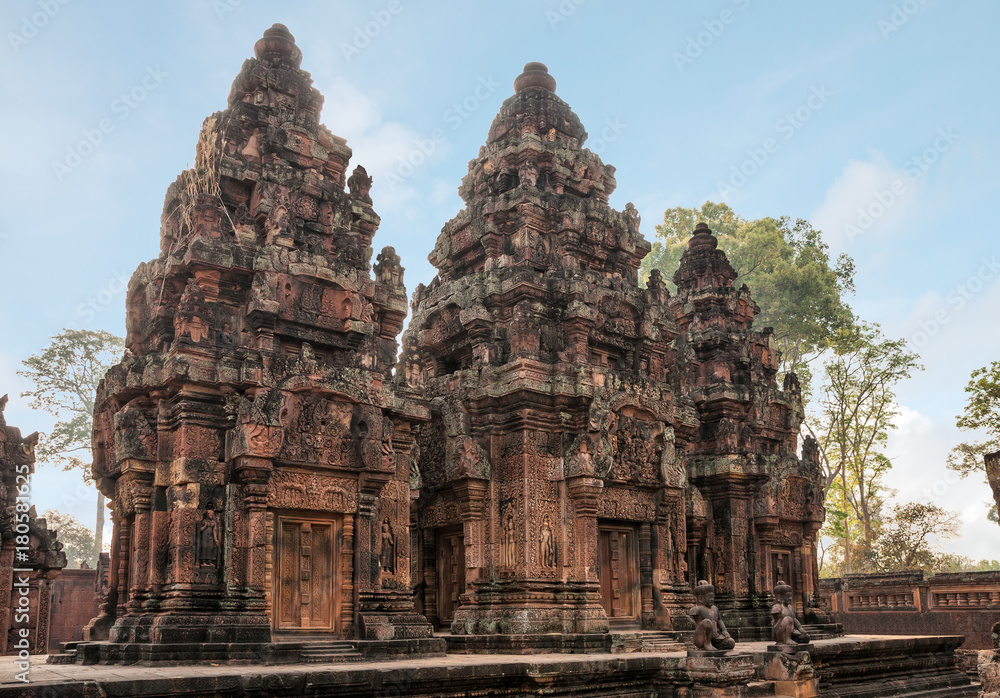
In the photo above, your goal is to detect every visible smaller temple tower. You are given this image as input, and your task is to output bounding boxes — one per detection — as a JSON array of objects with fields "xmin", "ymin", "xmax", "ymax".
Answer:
[{"xmin": 671, "ymin": 223, "xmax": 825, "ymax": 631}]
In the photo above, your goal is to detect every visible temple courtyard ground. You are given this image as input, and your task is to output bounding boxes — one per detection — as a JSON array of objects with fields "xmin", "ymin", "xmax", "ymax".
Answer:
[{"xmin": 0, "ymin": 634, "xmax": 981, "ymax": 697}]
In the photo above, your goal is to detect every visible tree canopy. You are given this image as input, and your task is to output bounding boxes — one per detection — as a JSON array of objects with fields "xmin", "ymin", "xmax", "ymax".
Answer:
[
  {"xmin": 809, "ymin": 322, "xmax": 923, "ymax": 574},
  {"xmin": 19, "ymin": 329, "xmax": 123, "ymax": 567},
  {"xmin": 43, "ymin": 509, "xmax": 97, "ymax": 569},
  {"xmin": 948, "ymin": 360, "xmax": 1000, "ymax": 475},
  {"xmin": 18, "ymin": 329, "xmax": 123, "ymax": 472}
]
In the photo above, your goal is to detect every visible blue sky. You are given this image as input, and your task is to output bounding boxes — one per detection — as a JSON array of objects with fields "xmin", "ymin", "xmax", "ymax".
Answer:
[{"xmin": 2, "ymin": 1, "xmax": 998, "ymax": 560}]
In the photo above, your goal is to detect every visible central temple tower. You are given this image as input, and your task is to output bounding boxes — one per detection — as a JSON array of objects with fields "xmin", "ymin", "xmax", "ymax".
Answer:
[
  {"xmin": 400, "ymin": 63, "xmax": 825, "ymax": 641},
  {"xmin": 400, "ymin": 63, "xmax": 696, "ymax": 636}
]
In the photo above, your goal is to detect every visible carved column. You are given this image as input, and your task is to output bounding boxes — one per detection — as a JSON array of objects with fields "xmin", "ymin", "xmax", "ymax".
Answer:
[
  {"xmin": 233, "ymin": 457, "xmax": 272, "ymax": 607},
  {"xmin": 84, "ymin": 509, "xmax": 119, "ymax": 641},
  {"xmin": 454, "ymin": 477, "xmax": 489, "ymax": 591},
  {"xmin": 126, "ymin": 475, "xmax": 153, "ymax": 612},
  {"xmin": 566, "ymin": 475, "xmax": 603, "ymax": 586},
  {"xmin": 355, "ymin": 471, "xmax": 390, "ymax": 638},
  {"xmin": 115, "ymin": 514, "xmax": 132, "ymax": 618},
  {"xmin": 639, "ymin": 522, "xmax": 654, "ymax": 628}
]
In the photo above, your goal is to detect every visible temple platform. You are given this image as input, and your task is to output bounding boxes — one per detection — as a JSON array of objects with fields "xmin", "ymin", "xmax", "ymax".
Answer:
[{"xmin": 4, "ymin": 635, "xmax": 979, "ymax": 697}]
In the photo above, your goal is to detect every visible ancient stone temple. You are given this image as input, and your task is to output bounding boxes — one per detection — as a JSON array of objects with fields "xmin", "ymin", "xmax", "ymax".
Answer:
[
  {"xmin": 0, "ymin": 395, "xmax": 66, "ymax": 656},
  {"xmin": 399, "ymin": 62, "xmax": 826, "ymax": 643},
  {"xmin": 85, "ymin": 25, "xmax": 432, "ymax": 661}
]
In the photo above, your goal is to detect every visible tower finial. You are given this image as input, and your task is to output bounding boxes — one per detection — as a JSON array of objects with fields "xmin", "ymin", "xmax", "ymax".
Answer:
[
  {"xmin": 514, "ymin": 62, "xmax": 556, "ymax": 94},
  {"xmin": 254, "ymin": 23, "xmax": 302, "ymax": 67}
]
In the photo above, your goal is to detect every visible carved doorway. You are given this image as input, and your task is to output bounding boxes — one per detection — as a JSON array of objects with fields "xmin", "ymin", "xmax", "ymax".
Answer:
[
  {"xmin": 435, "ymin": 526, "xmax": 465, "ymax": 628},
  {"xmin": 275, "ymin": 516, "xmax": 341, "ymax": 633},
  {"xmin": 597, "ymin": 522, "xmax": 639, "ymax": 627}
]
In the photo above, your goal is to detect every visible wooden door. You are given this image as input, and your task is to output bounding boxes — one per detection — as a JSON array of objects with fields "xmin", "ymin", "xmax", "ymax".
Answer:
[
  {"xmin": 435, "ymin": 527, "xmax": 465, "ymax": 627},
  {"xmin": 276, "ymin": 517, "xmax": 340, "ymax": 632},
  {"xmin": 598, "ymin": 524, "xmax": 639, "ymax": 625}
]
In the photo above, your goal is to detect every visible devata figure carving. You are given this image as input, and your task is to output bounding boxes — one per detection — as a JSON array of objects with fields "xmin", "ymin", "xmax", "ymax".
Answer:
[
  {"xmin": 196, "ymin": 510, "xmax": 219, "ymax": 568},
  {"xmin": 502, "ymin": 510, "xmax": 516, "ymax": 568},
  {"xmin": 540, "ymin": 515, "xmax": 556, "ymax": 569},
  {"xmin": 771, "ymin": 580, "xmax": 811, "ymax": 646},
  {"xmin": 689, "ymin": 579, "xmax": 735, "ymax": 652},
  {"xmin": 380, "ymin": 520, "xmax": 396, "ymax": 575}
]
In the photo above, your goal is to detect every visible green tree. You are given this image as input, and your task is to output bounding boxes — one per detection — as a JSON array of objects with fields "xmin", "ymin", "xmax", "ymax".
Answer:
[
  {"xmin": 947, "ymin": 361, "xmax": 1000, "ymax": 522},
  {"xmin": 42, "ymin": 509, "xmax": 97, "ymax": 569},
  {"xmin": 18, "ymin": 329, "xmax": 124, "ymax": 566},
  {"xmin": 869, "ymin": 502, "xmax": 961, "ymax": 573},
  {"xmin": 810, "ymin": 323, "xmax": 922, "ymax": 574},
  {"xmin": 641, "ymin": 201, "xmax": 856, "ymax": 392}
]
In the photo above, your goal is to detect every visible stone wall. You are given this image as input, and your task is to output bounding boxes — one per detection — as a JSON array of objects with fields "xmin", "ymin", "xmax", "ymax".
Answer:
[
  {"xmin": 819, "ymin": 570, "xmax": 1000, "ymax": 649},
  {"xmin": 0, "ymin": 395, "xmax": 67, "ymax": 656},
  {"xmin": 47, "ymin": 568, "xmax": 101, "ymax": 652}
]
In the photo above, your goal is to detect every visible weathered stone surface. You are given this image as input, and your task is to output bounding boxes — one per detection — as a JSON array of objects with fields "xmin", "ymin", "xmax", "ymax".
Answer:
[
  {"xmin": 7, "ymin": 635, "xmax": 978, "ymax": 697},
  {"xmin": 0, "ymin": 395, "xmax": 66, "ymax": 658},
  {"xmin": 82, "ymin": 24, "xmax": 431, "ymax": 661},
  {"xmin": 400, "ymin": 62, "xmax": 825, "ymax": 641},
  {"xmin": 818, "ymin": 570, "xmax": 1000, "ymax": 649}
]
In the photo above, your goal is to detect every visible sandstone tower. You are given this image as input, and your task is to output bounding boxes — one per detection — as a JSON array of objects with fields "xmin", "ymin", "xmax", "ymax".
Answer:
[
  {"xmin": 400, "ymin": 63, "xmax": 825, "ymax": 642},
  {"xmin": 88, "ymin": 25, "xmax": 431, "ymax": 660}
]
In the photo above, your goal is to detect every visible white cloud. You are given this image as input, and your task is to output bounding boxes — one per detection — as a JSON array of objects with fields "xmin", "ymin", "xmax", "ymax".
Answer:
[
  {"xmin": 811, "ymin": 151, "xmax": 919, "ymax": 255},
  {"xmin": 882, "ymin": 404, "xmax": 1000, "ymax": 561},
  {"xmin": 320, "ymin": 78, "xmax": 450, "ymax": 210}
]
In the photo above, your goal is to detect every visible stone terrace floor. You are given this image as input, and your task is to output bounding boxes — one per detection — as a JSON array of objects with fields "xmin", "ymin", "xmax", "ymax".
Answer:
[{"xmin": 0, "ymin": 635, "xmax": 976, "ymax": 696}]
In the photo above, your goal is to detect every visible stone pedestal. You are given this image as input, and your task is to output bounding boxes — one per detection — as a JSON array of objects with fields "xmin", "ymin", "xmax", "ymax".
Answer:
[{"xmin": 680, "ymin": 653, "xmax": 756, "ymax": 697}]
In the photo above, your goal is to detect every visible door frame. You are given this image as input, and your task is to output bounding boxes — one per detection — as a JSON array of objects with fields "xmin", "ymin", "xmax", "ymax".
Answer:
[
  {"xmin": 597, "ymin": 520, "xmax": 641, "ymax": 628},
  {"xmin": 273, "ymin": 513, "xmax": 342, "ymax": 634},
  {"xmin": 432, "ymin": 525, "xmax": 465, "ymax": 630}
]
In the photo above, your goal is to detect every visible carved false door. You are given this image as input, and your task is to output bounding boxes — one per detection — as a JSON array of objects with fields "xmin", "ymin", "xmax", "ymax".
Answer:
[
  {"xmin": 771, "ymin": 549, "xmax": 792, "ymax": 588},
  {"xmin": 435, "ymin": 527, "xmax": 465, "ymax": 628},
  {"xmin": 275, "ymin": 517, "xmax": 341, "ymax": 633},
  {"xmin": 598, "ymin": 523, "xmax": 639, "ymax": 626}
]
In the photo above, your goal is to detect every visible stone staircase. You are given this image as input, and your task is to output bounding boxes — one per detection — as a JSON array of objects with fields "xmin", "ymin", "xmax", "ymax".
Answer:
[
  {"xmin": 639, "ymin": 630, "xmax": 688, "ymax": 652},
  {"xmin": 802, "ymin": 622, "xmax": 844, "ymax": 640},
  {"xmin": 46, "ymin": 641, "xmax": 80, "ymax": 664},
  {"xmin": 297, "ymin": 640, "xmax": 363, "ymax": 664}
]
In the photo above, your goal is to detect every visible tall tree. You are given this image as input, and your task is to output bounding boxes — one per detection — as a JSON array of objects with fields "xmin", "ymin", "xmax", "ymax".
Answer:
[
  {"xmin": 947, "ymin": 361, "xmax": 1000, "ymax": 522},
  {"xmin": 808, "ymin": 322, "xmax": 922, "ymax": 573},
  {"xmin": 18, "ymin": 329, "xmax": 124, "ymax": 564},
  {"xmin": 42, "ymin": 509, "xmax": 97, "ymax": 569},
  {"xmin": 641, "ymin": 201, "xmax": 856, "ymax": 393},
  {"xmin": 869, "ymin": 502, "xmax": 961, "ymax": 573}
]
